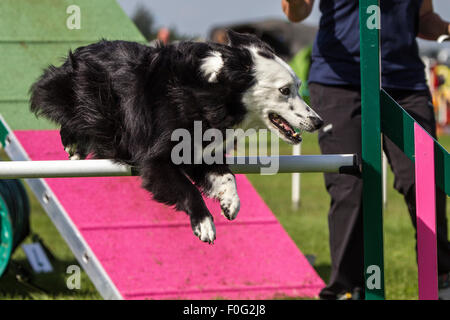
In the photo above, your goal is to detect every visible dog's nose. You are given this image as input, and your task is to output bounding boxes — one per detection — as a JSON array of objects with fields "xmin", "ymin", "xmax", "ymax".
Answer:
[{"xmin": 308, "ymin": 116, "xmax": 324, "ymax": 129}]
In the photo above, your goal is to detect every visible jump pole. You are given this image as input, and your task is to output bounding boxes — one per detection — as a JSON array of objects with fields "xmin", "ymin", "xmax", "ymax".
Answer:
[
  {"xmin": 0, "ymin": 155, "xmax": 359, "ymax": 179},
  {"xmin": 0, "ymin": 113, "xmax": 359, "ymax": 179}
]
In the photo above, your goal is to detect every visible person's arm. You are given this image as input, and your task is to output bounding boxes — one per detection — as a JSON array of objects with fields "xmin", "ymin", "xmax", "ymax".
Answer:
[
  {"xmin": 281, "ymin": 0, "xmax": 315, "ymax": 23},
  {"xmin": 418, "ymin": 0, "xmax": 450, "ymax": 40}
]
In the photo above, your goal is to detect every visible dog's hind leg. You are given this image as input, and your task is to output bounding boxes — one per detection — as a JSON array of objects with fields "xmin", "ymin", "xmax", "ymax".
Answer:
[
  {"xmin": 140, "ymin": 161, "xmax": 216, "ymax": 244},
  {"xmin": 183, "ymin": 164, "xmax": 240, "ymax": 221}
]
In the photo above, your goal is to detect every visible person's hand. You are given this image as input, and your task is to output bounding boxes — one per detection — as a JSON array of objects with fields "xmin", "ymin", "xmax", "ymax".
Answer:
[
  {"xmin": 283, "ymin": 0, "xmax": 302, "ymax": 5},
  {"xmin": 281, "ymin": 0, "xmax": 314, "ymax": 23}
]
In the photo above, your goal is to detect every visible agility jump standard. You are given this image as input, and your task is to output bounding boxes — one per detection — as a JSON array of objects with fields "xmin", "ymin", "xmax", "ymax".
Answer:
[{"xmin": 360, "ymin": 0, "xmax": 450, "ymax": 300}]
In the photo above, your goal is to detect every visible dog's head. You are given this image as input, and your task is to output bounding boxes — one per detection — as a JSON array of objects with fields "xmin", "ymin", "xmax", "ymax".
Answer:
[{"xmin": 201, "ymin": 30, "xmax": 323, "ymax": 144}]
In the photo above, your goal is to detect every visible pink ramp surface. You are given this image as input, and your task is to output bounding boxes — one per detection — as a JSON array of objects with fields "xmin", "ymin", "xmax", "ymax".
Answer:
[{"xmin": 15, "ymin": 130, "xmax": 324, "ymax": 299}]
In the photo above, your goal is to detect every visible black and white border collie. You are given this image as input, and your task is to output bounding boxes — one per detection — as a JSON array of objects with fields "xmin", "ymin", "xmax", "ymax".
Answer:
[{"xmin": 30, "ymin": 30, "xmax": 323, "ymax": 244}]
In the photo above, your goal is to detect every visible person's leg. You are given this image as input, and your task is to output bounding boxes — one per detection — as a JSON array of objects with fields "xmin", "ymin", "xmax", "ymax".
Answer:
[
  {"xmin": 383, "ymin": 89, "xmax": 450, "ymax": 275},
  {"xmin": 309, "ymin": 83, "xmax": 365, "ymax": 299}
]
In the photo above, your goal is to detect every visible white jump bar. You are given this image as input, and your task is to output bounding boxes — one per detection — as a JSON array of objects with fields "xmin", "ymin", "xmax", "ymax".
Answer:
[{"xmin": 0, "ymin": 155, "xmax": 358, "ymax": 179}]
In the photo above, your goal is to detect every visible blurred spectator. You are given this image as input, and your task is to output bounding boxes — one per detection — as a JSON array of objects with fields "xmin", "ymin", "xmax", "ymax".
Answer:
[
  {"xmin": 157, "ymin": 27, "xmax": 170, "ymax": 45},
  {"xmin": 211, "ymin": 29, "xmax": 228, "ymax": 44}
]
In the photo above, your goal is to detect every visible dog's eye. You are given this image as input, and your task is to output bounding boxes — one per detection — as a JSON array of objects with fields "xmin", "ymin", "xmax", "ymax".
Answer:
[{"xmin": 279, "ymin": 87, "xmax": 291, "ymax": 96}]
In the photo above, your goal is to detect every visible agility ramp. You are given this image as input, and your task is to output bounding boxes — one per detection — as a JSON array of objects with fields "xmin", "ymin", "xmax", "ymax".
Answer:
[{"xmin": 0, "ymin": 120, "xmax": 325, "ymax": 299}]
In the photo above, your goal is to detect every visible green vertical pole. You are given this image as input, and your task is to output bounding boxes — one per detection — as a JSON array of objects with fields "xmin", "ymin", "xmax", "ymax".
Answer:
[{"xmin": 359, "ymin": 0, "xmax": 385, "ymax": 299}]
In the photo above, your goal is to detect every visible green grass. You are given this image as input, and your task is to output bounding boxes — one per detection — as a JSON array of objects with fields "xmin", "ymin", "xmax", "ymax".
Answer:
[{"xmin": 1, "ymin": 134, "xmax": 449, "ymax": 300}]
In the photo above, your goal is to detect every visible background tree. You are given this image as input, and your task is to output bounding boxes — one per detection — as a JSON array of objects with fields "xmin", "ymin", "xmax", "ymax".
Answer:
[{"xmin": 131, "ymin": 5, "xmax": 191, "ymax": 42}]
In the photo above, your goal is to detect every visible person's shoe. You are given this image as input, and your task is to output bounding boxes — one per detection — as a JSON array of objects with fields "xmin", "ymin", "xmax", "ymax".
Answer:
[
  {"xmin": 337, "ymin": 287, "xmax": 363, "ymax": 300},
  {"xmin": 439, "ymin": 272, "xmax": 450, "ymax": 300}
]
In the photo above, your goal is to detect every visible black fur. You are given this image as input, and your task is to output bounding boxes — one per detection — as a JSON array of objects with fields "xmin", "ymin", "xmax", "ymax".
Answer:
[{"xmin": 29, "ymin": 31, "xmax": 269, "ymax": 239}]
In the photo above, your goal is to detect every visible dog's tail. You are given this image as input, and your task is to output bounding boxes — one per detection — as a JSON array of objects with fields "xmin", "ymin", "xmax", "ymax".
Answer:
[{"xmin": 29, "ymin": 50, "xmax": 77, "ymax": 124}]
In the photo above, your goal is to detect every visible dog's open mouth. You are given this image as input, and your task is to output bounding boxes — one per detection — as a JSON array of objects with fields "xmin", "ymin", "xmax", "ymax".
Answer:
[{"xmin": 268, "ymin": 112, "xmax": 302, "ymax": 143}]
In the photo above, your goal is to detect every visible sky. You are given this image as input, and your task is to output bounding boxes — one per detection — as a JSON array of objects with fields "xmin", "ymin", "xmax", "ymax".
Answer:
[
  {"xmin": 117, "ymin": 0, "xmax": 450, "ymax": 39},
  {"xmin": 116, "ymin": 0, "xmax": 321, "ymax": 37}
]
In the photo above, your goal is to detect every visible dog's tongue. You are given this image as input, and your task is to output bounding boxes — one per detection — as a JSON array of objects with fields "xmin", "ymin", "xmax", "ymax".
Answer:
[
  {"xmin": 281, "ymin": 121, "xmax": 293, "ymax": 133},
  {"xmin": 276, "ymin": 117, "xmax": 294, "ymax": 134}
]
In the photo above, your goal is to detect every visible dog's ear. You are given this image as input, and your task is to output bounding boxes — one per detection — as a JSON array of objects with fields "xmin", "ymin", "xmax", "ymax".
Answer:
[
  {"xmin": 226, "ymin": 29, "xmax": 276, "ymax": 57},
  {"xmin": 226, "ymin": 29, "xmax": 256, "ymax": 48}
]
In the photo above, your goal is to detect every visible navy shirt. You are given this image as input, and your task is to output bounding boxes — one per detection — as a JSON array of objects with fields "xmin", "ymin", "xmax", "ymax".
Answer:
[{"xmin": 309, "ymin": 0, "xmax": 427, "ymax": 90}]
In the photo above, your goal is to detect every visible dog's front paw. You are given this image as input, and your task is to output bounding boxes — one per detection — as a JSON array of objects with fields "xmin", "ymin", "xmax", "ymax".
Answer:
[
  {"xmin": 207, "ymin": 173, "xmax": 240, "ymax": 221},
  {"xmin": 191, "ymin": 215, "xmax": 216, "ymax": 244},
  {"xmin": 65, "ymin": 145, "xmax": 81, "ymax": 160}
]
